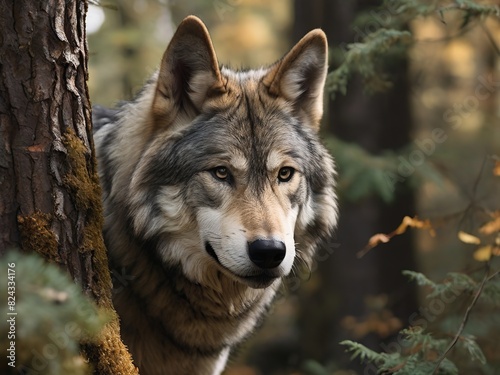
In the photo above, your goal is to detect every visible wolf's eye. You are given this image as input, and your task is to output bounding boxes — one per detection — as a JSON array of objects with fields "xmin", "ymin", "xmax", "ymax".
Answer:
[
  {"xmin": 212, "ymin": 166, "xmax": 230, "ymax": 181},
  {"xmin": 278, "ymin": 167, "xmax": 294, "ymax": 183}
]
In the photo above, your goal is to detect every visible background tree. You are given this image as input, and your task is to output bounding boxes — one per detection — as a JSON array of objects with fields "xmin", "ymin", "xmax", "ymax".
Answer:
[
  {"xmin": 0, "ymin": 1, "xmax": 136, "ymax": 373},
  {"xmin": 293, "ymin": 0, "xmax": 418, "ymax": 368},
  {"xmin": 294, "ymin": 1, "xmax": 500, "ymax": 373}
]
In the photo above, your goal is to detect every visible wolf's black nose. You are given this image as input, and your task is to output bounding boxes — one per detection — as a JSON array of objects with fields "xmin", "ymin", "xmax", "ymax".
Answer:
[{"xmin": 248, "ymin": 239, "xmax": 286, "ymax": 269}]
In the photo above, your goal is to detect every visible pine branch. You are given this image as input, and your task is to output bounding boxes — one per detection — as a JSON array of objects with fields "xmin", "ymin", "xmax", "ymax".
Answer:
[
  {"xmin": 431, "ymin": 262, "xmax": 491, "ymax": 374},
  {"xmin": 1, "ymin": 251, "xmax": 109, "ymax": 375},
  {"xmin": 340, "ymin": 340, "xmax": 386, "ymax": 363},
  {"xmin": 326, "ymin": 29, "xmax": 412, "ymax": 99},
  {"xmin": 486, "ymin": 269, "xmax": 500, "ymax": 282}
]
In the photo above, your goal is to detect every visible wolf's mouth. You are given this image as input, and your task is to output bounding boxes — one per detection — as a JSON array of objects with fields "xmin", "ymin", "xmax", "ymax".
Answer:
[
  {"xmin": 205, "ymin": 242, "xmax": 220, "ymax": 262},
  {"xmin": 205, "ymin": 242, "xmax": 279, "ymax": 288}
]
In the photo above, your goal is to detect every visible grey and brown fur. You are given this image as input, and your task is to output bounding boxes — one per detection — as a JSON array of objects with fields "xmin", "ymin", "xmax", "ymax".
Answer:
[{"xmin": 93, "ymin": 15, "xmax": 338, "ymax": 375}]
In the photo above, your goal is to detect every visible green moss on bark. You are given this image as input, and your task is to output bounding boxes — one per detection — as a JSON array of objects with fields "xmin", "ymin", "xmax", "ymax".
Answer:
[
  {"xmin": 17, "ymin": 211, "xmax": 60, "ymax": 263},
  {"xmin": 62, "ymin": 129, "xmax": 138, "ymax": 374}
]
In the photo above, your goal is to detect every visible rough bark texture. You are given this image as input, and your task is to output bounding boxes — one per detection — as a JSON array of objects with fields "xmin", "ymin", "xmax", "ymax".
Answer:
[{"xmin": 0, "ymin": 1, "xmax": 137, "ymax": 373}]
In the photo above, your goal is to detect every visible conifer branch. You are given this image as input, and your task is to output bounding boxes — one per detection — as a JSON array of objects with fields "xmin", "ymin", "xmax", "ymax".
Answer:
[{"xmin": 431, "ymin": 262, "xmax": 491, "ymax": 374}]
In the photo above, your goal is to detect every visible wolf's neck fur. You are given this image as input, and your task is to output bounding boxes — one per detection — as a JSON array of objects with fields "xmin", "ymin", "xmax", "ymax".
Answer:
[{"xmin": 106, "ymin": 217, "xmax": 277, "ymax": 375}]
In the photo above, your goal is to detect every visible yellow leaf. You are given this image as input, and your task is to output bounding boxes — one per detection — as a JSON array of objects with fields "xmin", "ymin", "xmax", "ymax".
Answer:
[
  {"xmin": 473, "ymin": 246, "xmax": 492, "ymax": 262},
  {"xmin": 358, "ymin": 234, "xmax": 390, "ymax": 258},
  {"xmin": 479, "ymin": 215, "xmax": 500, "ymax": 235},
  {"xmin": 458, "ymin": 231, "xmax": 481, "ymax": 245},
  {"xmin": 359, "ymin": 216, "xmax": 436, "ymax": 257},
  {"xmin": 394, "ymin": 216, "xmax": 436, "ymax": 236},
  {"xmin": 367, "ymin": 233, "xmax": 391, "ymax": 247},
  {"xmin": 494, "ymin": 160, "xmax": 500, "ymax": 177}
]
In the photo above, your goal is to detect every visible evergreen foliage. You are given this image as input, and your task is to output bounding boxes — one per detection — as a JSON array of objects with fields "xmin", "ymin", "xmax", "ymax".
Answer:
[
  {"xmin": 324, "ymin": 137, "xmax": 446, "ymax": 202},
  {"xmin": 1, "ymin": 251, "xmax": 109, "ymax": 375},
  {"xmin": 339, "ymin": 265, "xmax": 497, "ymax": 373},
  {"xmin": 324, "ymin": 0, "xmax": 500, "ymax": 203},
  {"xmin": 326, "ymin": 29, "xmax": 412, "ymax": 98},
  {"xmin": 334, "ymin": 257, "xmax": 499, "ymax": 373},
  {"xmin": 321, "ymin": 0, "xmax": 500, "ymax": 373}
]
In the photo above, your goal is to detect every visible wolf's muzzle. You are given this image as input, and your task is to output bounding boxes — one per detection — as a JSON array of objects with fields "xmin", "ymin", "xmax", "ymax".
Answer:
[
  {"xmin": 247, "ymin": 239, "xmax": 286, "ymax": 269},
  {"xmin": 205, "ymin": 240, "xmax": 286, "ymax": 288}
]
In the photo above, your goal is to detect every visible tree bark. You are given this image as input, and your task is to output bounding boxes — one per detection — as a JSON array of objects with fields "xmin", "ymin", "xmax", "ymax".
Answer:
[{"xmin": 0, "ymin": 1, "xmax": 137, "ymax": 373}]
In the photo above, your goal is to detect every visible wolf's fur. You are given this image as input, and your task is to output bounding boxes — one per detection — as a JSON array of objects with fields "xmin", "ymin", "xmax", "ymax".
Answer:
[{"xmin": 93, "ymin": 16, "xmax": 338, "ymax": 375}]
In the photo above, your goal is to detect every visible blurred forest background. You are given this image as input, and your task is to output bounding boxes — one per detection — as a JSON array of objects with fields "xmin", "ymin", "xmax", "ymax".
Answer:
[{"xmin": 87, "ymin": 1, "xmax": 500, "ymax": 374}]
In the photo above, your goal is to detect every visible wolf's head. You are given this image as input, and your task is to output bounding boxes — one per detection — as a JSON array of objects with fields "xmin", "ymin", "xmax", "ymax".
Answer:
[{"xmin": 101, "ymin": 16, "xmax": 337, "ymax": 290}]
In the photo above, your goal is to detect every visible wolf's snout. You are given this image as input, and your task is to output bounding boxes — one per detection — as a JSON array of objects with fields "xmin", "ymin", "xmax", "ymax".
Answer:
[{"xmin": 247, "ymin": 239, "xmax": 286, "ymax": 269}]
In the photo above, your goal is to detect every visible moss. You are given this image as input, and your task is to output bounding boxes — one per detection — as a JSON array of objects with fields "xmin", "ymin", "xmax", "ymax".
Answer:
[
  {"xmin": 62, "ymin": 129, "xmax": 102, "ymax": 220},
  {"xmin": 81, "ymin": 319, "xmax": 139, "ymax": 375},
  {"xmin": 62, "ymin": 129, "xmax": 103, "ymax": 267},
  {"xmin": 17, "ymin": 211, "xmax": 60, "ymax": 262},
  {"xmin": 62, "ymin": 129, "xmax": 138, "ymax": 374},
  {"xmin": 62, "ymin": 129, "xmax": 111, "ymax": 300}
]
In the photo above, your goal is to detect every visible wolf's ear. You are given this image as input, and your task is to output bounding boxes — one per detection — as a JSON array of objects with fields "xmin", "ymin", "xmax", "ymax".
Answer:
[
  {"xmin": 264, "ymin": 29, "xmax": 328, "ymax": 131},
  {"xmin": 152, "ymin": 16, "xmax": 224, "ymax": 125}
]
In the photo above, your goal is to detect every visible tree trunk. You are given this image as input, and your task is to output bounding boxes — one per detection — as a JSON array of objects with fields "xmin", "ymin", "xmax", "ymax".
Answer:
[
  {"xmin": 0, "ymin": 1, "xmax": 137, "ymax": 373},
  {"xmin": 293, "ymin": 0, "xmax": 418, "ymax": 369}
]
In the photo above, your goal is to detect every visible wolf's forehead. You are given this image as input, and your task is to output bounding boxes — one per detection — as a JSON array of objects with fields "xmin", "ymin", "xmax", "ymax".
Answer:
[
  {"xmin": 215, "ymin": 149, "xmax": 292, "ymax": 172},
  {"xmin": 209, "ymin": 102, "xmax": 298, "ymax": 156},
  {"xmin": 204, "ymin": 122, "xmax": 306, "ymax": 176}
]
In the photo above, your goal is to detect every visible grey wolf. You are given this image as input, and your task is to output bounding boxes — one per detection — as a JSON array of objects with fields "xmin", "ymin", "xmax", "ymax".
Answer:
[{"xmin": 93, "ymin": 15, "xmax": 338, "ymax": 375}]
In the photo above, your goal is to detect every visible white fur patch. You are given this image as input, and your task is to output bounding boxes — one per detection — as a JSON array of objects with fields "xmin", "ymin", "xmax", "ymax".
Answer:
[
  {"xmin": 157, "ymin": 186, "xmax": 194, "ymax": 232},
  {"xmin": 220, "ymin": 66, "xmax": 268, "ymax": 83},
  {"xmin": 189, "ymin": 71, "xmax": 217, "ymax": 110},
  {"xmin": 196, "ymin": 207, "xmax": 250, "ymax": 276},
  {"xmin": 282, "ymin": 205, "xmax": 299, "ymax": 274},
  {"xmin": 230, "ymin": 152, "xmax": 248, "ymax": 171},
  {"xmin": 297, "ymin": 194, "xmax": 315, "ymax": 230},
  {"xmin": 280, "ymin": 45, "xmax": 324, "ymax": 101},
  {"xmin": 211, "ymin": 348, "xmax": 230, "ymax": 375},
  {"xmin": 266, "ymin": 150, "xmax": 283, "ymax": 172}
]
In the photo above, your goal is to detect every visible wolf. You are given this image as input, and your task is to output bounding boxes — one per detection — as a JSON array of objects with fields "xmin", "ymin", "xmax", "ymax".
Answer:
[{"xmin": 92, "ymin": 15, "xmax": 338, "ymax": 375}]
